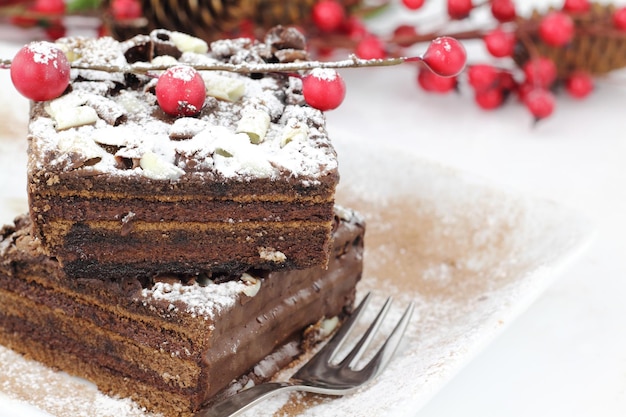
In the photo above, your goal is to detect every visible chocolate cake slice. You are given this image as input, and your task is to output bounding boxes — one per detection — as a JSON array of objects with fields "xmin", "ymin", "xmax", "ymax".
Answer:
[
  {"xmin": 0, "ymin": 206, "xmax": 364, "ymax": 417},
  {"xmin": 27, "ymin": 28, "xmax": 339, "ymax": 278}
]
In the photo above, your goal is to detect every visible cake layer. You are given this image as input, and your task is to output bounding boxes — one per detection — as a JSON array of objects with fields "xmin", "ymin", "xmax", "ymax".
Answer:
[
  {"xmin": 27, "ymin": 27, "xmax": 339, "ymax": 278},
  {"xmin": 0, "ymin": 207, "xmax": 364, "ymax": 417},
  {"xmin": 42, "ymin": 218, "xmax": 332, "ymax": 278}
]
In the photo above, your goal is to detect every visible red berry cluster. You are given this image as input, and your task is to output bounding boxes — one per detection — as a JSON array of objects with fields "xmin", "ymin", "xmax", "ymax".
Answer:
[
  {"xmin": 305, "ymin": 0, "xmax": 626, "ymax": 123},
  {"xmin": 10, "ymin": 0, "xmax": 67, "ymax": 40},
  {"xmin": 6, "ymin": 40, "xmax": 351, "ymax": 114},
  {"xmin": 397, "ymin": 0, "xmax": 624, "ymax": 122},
  {"xmin": 5, "ymin": 0, "xmax": 143, "ymax": 40}
]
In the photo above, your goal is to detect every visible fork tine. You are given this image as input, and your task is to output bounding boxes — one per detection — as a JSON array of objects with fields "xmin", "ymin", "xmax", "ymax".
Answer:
[
  {"xmin": 337, "ymin": 297, "xmax": 393, "ymax": 368},
  {"xmin": 307, "ymin": 292, "xmax": 373, "ymax": 365},
  {"xmin": 359, "ymin": 301, "xmax": 415, "ymax": 379}
]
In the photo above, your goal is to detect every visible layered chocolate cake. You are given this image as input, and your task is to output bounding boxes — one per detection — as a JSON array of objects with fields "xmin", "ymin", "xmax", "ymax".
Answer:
[
  {"xmin": 0, "ymin": 206, "xmax": 364, "ymax": 417},
  {"xmin": 27, "ymin": 28, "xmax": 339, "ymax": 278}
]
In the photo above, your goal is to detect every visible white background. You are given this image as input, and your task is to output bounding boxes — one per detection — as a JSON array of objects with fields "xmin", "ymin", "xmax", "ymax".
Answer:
[{"xmin": 331, "ymin": 1, "xmax": 626, "ymax": 415}]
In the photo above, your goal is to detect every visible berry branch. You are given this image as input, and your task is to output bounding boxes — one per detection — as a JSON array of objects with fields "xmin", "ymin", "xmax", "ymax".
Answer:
[
  {"xmin": 0, "ymin": 49, "xmax": 455, "ymax": 75},
  {"xmin": 3, "ymin": 0, "xmax": 626, "ymax": 123},
  {"xmin": 3, "ymin": 35, "xmax": 466, "ymax": 115}
]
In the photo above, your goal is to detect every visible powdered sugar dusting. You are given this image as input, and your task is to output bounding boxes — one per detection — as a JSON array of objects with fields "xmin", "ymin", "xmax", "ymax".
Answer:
[
  {"xmin": 0, "ymin": 137, "xmax": 592, "ymax": 416},
  {"xmin": 0, "ymin": 345, "xmax": 160, "ymax": 417},
  {"xmin": 310, "ymin": 68, "xmax": 337, "ymax": 81},
  {"xmin": 141, "ymin": 279, "xmax": 249, "ymax": 319},
  {"xmin": 27, "ymin": 41, "xmax": 59, "ymax": 66},
  {"xmin": 29, "ymin": 32, "xmax": 337, "ymax": 182},
  {"xmin": 169, "ymin": 65, "xmax": 197, "ymax": 82}
]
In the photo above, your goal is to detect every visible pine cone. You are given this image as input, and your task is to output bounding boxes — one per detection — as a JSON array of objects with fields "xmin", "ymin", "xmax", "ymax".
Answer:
[
  {"xmin": 513, "ymin": 2, "xmax": 626, "ymax": 79},
  {"xmin": 105, "ymin": 0, "xmax": 358, "ymax": 42}
]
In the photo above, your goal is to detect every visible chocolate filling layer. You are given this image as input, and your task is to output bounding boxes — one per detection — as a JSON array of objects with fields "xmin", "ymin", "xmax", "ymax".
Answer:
[{"xmin": 0, "ymin": 207, "xmax": 364, "ymax": 417}]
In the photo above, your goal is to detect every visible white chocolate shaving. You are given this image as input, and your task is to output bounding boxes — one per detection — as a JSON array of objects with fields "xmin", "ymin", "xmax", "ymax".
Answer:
[
  {"xmin": 258, "ymin": 247, "xmax": 287, "ymax": 263},
  {"xmin": 240, "ymin": 273, "xmax": 262, "ymax": 297},
  {"xmin": 169, "ymin": 31, "xmax": 209, "ymax": 53},
  {"xmin": 140, "ymin": 151, "xmax": 185, "ymax": 180},
  {"xmin": 53, "ymin": 106, "xmax": 99, "ymax": 130},
  {"xmin": 202, "ymin": 73, "xmax": 246, "ymax": 102},
  {"xmin": 236, "ymin": 106, "xmax": 270, "ymax": 144},
  {"xmin": 319, "ymin": 316, "xmax": 340, "ymax": 338},
  {"xmin": 45, "ymin": 92, "xmax": 87, "ymax": 118},
  {"xmin": 151, "ymin": 55, "xmax": 179, "ymax": 67},
  {"xmin": 116, "ymin": 90, "xmax": 149, "ymax": 114},
  {"xmin": 280, "ymin": 118, "xmax": 309, "ymax": 147},
  {"xmin": 56, "ymin": 131, "xmax": 106, "ymax": 160}
]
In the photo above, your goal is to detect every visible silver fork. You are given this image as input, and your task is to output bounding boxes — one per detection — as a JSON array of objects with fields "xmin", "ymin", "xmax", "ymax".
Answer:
[{"xmin": 194, "ymin": 293, "xmax": 415, "ymax": 417}]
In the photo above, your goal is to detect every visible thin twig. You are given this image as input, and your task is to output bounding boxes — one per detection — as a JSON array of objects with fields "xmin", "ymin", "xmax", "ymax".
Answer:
[{"xmin": 0, "ymin": 54, "xmax": 424, "ymax": 74}]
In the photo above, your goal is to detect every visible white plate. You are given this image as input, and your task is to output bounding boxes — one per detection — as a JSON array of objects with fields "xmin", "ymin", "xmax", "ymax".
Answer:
[{"xmin": 0, "ymin": 46, "xmax": 593, "ymax": 417}]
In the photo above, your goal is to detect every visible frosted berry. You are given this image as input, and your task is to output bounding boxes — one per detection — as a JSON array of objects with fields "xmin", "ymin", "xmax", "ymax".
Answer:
[
  {"xmin": 563, "ymin": 0, "xmax": 590, "ymax": 13},
  {"xmin": 302, "ymin": 68, "xmax": 346, "ymax": 111},
  {"xmin": 613, "ymin": 7, "xmax": 626, "ymax": 31},
  {"xmin": 343, "ymin": 16, "xmax": 367, "ymax": 40},
  {"xmin": 110, "ymin": 0, "xmax": 142, "ymax": 20},
  {"xmin": 524, "ymin": 88, "xmax": 555, "ymax": 121},
  {"xmin": 490, "ymin": 0, "xmax": 516, "ymax": 23},
  {"xmin": 355, "ymin": 35, "xmax": 386, "ymax": 59},
  {"xmin": 539, "ymin": 12, "xmax": 575, "ymax": 47},
  {"xmin": 10, "ymin": 41, "xmax": 70, "ymax": 101},
  {"xmin": 422, "ymin": 36, "xmax": 467, "ymax": 77},
  {"xmin": 402, "ymin": 0, "xmax": 425, "ymax": 10},
  {"xmin": 467, "ymin": 64, "xmax": 500, "ymax": 92},
  {"xmin": 523, "ymin": 57, "xmax": 557, "ymax": 88},
  {"xmin": 565, "ymin": 71, "xmax": 593, "ymax": 99},
  {"xmin": 32, "ymin": 0, "xmax": 66, "ymax": 15},
  {"xmin": 393, "ymin": 24, "xmax": 418, "ymax": 47},
  {"xmin": 484, "ymin": 27, "xmax": 516, "ymax": 58},
  {"xmin": 155, "ymin": 66, "xmax": 206, "ymax": 117},
  {"xmin": 498, "ymin": 71, "xmax": 518, "ymax": 93},
  {"xmin": 45, "ymin": 23, "xmax": 67, "ymax": 41},
  {"xmin": 417, "ymin": 68, "xmax": 457, "ymax": 93},
  {"xmin": 312, "ymin": 0, "xmax": 345, "ymax": 33},
  {"xmin": 475, "ymin": 88, "xmax": 504, "ymax": 110},
  {"xmin": 447, "ymin": 0, "xmax": 473, "ymax": 20}
]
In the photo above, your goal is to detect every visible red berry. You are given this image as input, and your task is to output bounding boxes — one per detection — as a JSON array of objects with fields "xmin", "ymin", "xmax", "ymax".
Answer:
[
  {"xmin": 393, "ymin": 24, "xmax": 418, "ymax": 47},
  {"xmin": 523, "ymin": 57, "xmax": 557, "ymax": 88},
  {"xmin": 311, "ymin": 0, "xmax": 345, "ymax": 33},
  {"xmin": 32, "ymin": 0, "xmax": 66, "ymax": 15},
  {"xmin": 110, "ymin": 0, "xmax": 142, "ymax": 20},
  {"xmin": 516, "ymin": 82, "xmax": 534, "ymax": 103},
  {"xmin": 355, "ymin": 35, "xmax": 386, "ymax": 59},
  {"xmin": 539, "ymin": 12, "xmax": 575, "ymax": 47},
  {"xmin": 484, "ymin": 27, "xmax": 516, "ymax": 57},
  {"xmin": 302, "ymin": 68, "xmax": 346, "ymax": 111},
  {"xmin": 447, "ymin": 0, "xmax": 473, "ymax": 20},
  {"xmin": 402, "ymin": 0, "xmax": 425, "ymax": 10},
  {"xmin": 342, "ymin": 16, "xmax": 367, "ymax": 40},
  {"xmin": 565, "ymin": 71, "xmax": 593, "ymax": 99},
  {"xmin": 155, "ymin": 66, "xmax": 206, "ymax": 117},
  {"xmin": 524, "ymin": 88, "xmax": 555, "ymax": 120},
  {"xmin": 498, "ymin": 71, "xmax": 518, "ymax": 92},
  {"xmin": 563, "ymin": 0, "xmax": 590, "ymax": 13},
  {"xmin": 467, "ymin": 64, "xmax": 500, "ymax": 92},
  {"xmin": 613, "ymin": 7, "xmax": 626, "ymax": 31},
  {"xmin": 475, "ymin": 88, "xmax": 504, "ymax": 110},
  {"xmin": 491, "ymin": 0, "xmax": 516, "ymax": 23},
  {"xmin": 417, "ymin": 68, "xmax": 457, "ymax": 93},
  {"xmin": 44, "ymin": 22, "xmax": 66, "ymax": 41},
  {"xmin": 10, "ymin": 41, "xmax": 70, "ymax": 101},
  {"xmin": 422, "ymin": 36, "xmax": 467, "ymax": 77}
]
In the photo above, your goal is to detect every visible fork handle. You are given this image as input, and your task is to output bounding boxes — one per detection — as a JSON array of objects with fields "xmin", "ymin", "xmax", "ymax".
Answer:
[{"xmin": 194, "ymin": 382, "xmax": 295, "ymax": 417}]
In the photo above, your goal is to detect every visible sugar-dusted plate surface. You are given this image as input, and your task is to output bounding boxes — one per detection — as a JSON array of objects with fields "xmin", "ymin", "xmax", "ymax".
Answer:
[{"xmin": 0, "ymin": 52, "xmax": 592, "ymax": 416}]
